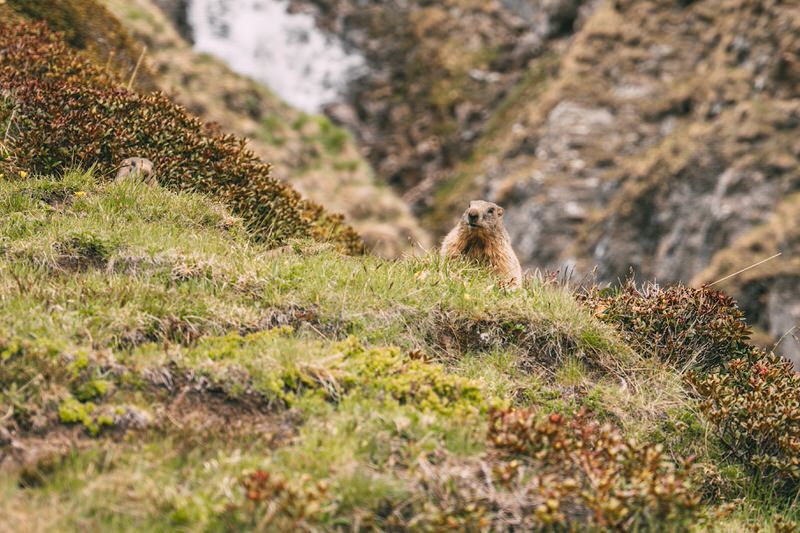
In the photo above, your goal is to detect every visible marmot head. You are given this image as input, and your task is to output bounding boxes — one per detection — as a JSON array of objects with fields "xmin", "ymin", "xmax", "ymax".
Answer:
[{"xmin": 460, "ymin": 200, "xmax": 505, "ymax": 233}]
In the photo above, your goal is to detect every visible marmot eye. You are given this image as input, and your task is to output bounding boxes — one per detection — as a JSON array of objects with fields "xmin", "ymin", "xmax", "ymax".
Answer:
[{"xmin": 487, "ymin": 208, "xmax": 494, "ymax": 214}]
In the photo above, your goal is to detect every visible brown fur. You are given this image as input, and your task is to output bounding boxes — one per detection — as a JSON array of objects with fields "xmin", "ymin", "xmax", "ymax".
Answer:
[
  {"xmin": 440, "ymin": 200, "xmax": 523, "ymax": 287},
  {"xmin": 116, "ymin": 157, "xmax": 155, "ymax": 184}
]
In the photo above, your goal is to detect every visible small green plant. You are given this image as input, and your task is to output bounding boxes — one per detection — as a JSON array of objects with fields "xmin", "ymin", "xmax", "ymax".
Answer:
[
  {"xmin": 332, "ymin": 159, "xmax": 360, "ymax": 172},
  {"xmin": 260, "ymin": 115, "xmax": 286, "ymax": 147},
  {"xmin": 315, "ymin": 116, "xmax": 348, "ymax": 154}
]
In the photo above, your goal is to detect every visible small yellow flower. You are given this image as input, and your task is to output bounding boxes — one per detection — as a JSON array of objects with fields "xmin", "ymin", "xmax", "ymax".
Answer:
[
  {"xmin": 74, "ymin": 191, "xmax": 87, "ymax": 198},
  {"xmin": 19, "ymin": 170, "xmax": 28, "ymax": 178}
]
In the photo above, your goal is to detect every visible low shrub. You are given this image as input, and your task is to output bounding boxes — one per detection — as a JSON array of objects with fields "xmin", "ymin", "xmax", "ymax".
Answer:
[
  {"xmin": 581, "ymin": 281, "xmax": 751, "ymax": 370},
  {"xmin": 2, "ymin": 0, "xmax": 158, "ymax": 90},
  {"xmin": 483, "ymin": 407, "xmax": 700, "ymax": 530},
  {"xmin": 0, "ymin": 21, "xmax": 363, "ymax": 253},
  {"xmin": 585, "ymin": 281, "xmax": 800, "ymax": 501},
  {"xmin": 238, "ymin": 470, "xmax": 331, "ymax": 528},
  {"xmin": 688, "ymin": 350, "xmax": 800, "ymax": 494},
  {"xmin": 400, "ymin": 408, "xmax": 699, "ymax": 530}
]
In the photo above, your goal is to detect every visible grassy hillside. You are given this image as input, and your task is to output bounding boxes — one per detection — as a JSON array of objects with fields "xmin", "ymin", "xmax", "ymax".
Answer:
[
  {"xmin": 1, "ymin": 168, "xmax": 799, "ymax": 531},
  {"xmin": 2, "ymin": 5, "xmax": 800, "ymax": 531}
]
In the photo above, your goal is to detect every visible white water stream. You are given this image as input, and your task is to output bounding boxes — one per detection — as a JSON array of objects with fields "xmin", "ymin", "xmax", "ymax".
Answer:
[{"xmin": 188, "ymin": 0, "xmax": 365, "ymax": 113}]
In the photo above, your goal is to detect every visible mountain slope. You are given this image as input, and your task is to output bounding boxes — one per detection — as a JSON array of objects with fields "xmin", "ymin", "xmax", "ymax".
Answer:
[
  {"xmin": 426, "ymin": 0, "xmax": 800, "ymax": 360},
  {"xmin": 141, "ymin": 1, "xmax": 799, "ymax": 360},
  {"xmin": 2, "ymin": 167, "xmax": 800, "ymax": 530}
]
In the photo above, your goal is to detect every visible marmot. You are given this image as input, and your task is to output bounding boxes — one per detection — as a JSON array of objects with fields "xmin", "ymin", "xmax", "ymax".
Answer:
[
  {"xmin": 116, "ymin": 157, "xmax": 155, "ymax": 184},
  {"xmin": 440, "ymin": 200, "xmax": 523, "ymax": 288}
]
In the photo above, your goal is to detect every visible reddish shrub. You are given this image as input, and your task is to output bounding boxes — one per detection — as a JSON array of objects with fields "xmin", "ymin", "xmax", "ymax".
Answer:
[
  {"xmin": 688, "ymin": 350, "xmax": 800, "ymax": 493},
  {"xmin": 584, "ymin": 281, "xmax": 800, "ymax": 497},
  {"xmin": 2, "ymin": 0, "xmax": 158, "ymax": 90},
  {"xmin": 484, "ymin": 407, "xmax": 699, "ymax": 529},
  {"xmin": 581, "ymin": 281, "xmax": 751, "ymax": 370}
]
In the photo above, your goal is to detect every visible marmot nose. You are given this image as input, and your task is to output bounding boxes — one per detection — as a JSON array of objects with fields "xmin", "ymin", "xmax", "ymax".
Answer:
[{"xmin": 467, "ymin": 208, "xmax": 480, "ymax": 222}]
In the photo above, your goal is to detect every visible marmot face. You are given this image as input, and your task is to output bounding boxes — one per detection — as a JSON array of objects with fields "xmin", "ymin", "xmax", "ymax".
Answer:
[{"xmin": 460, "ymin": 200, "xmax": 505, "ymax": 235}]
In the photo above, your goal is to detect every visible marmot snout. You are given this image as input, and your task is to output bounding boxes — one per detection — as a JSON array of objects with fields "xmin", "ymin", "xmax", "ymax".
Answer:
[{"xmin": 440, "ymin": 200, "xmax": 523, "ymax": 287}]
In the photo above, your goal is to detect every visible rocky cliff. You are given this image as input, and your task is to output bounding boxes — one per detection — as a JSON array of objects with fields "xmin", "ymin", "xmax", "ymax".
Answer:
[{"xmin": 489, "ymin": 0, "xmax": 800, "ymax": 360}]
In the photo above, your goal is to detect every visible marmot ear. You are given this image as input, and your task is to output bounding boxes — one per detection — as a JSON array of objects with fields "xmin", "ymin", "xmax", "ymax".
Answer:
[{"xmin": 497, "ymin": 207, "xmax": 504, "ymax": 216}]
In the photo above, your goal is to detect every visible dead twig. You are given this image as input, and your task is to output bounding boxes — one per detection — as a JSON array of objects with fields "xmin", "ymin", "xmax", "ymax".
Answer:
[
  {"xmin": 707, "ymin": 252, "xmax": 782, "ymax": 287},
  {"xmin": 127, "ymin": 46, "xmax": 148, "ymax": 90},
  {"xmin": 772, "ymin": 325, "xmax": 798, "ymax": 352},
  {"xmin": 1, "ymin": 107, "xmax": 16, "ymax": 153}
]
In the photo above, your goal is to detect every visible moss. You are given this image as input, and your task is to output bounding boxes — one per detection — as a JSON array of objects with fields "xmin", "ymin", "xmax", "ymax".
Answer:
[
  {"xmin": 339, "ymin": 338, "xmax": 486, "ymax": 416},
  {"xmin": 75, "ymin": 379, "xmax": 112, "ymax": 401},
  {"xmin": 59, "ymin": 397, "xmax": 102, "ymax": 435},
  {"xmin": 177, "ymin": 334, "xmax": 486, "ymax": 416},
  {"xmin": 0, "ymin": 339, "xmax": 25, "ymax": 362},
  {"xmin": 68, "ymin": 351, "xmax": 91, "ymax": 374}
]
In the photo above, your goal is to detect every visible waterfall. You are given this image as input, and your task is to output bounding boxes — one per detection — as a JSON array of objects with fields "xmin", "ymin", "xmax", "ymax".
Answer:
[{"xmin": 187, "ymin": 0, "xmax": 365, "ymax": 113}]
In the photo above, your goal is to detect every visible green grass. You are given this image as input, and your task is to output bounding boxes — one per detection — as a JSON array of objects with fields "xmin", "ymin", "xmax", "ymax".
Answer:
[{"xmin": 0, "ymin": 169, "xmax": 794, "ymax": 531}]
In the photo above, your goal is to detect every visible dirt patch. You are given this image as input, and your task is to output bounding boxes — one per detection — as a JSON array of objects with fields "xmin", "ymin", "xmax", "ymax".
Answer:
[
  {"xmin": 431, "ymin": 309, "xmax": 586, "ymax": 372},
  {"xmin": 153, "ymin": 385, "xmax": 297, "ymax": 445},
  {"xmin": 19, "ymin": 186, "xmax": 74, "ymax": 209},
  {"xmin": 139, "ymin": 366, "xmax": 299, "ymax": 457},
  {"xmin": 2, "ymin": 370, "xmax": 298, "ymax": 486},
  {"xmin": 1, "ymin": 425, "xmax": 88, "ymax": 486},
  {"xmin": 53, "ymin": 233, "xmax": 116, "ymax": 271}
]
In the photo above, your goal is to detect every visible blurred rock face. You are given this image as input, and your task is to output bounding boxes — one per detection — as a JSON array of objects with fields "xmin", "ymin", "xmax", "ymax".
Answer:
[{"xmin": 767, "ymin": 278, "xmax": 800, "ymax": 366}]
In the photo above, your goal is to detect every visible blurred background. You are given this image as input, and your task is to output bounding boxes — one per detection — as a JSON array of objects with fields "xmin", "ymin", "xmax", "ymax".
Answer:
[{"xmin": 11, "ymin": 0, "xmax": 800, "ymax": 362}]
